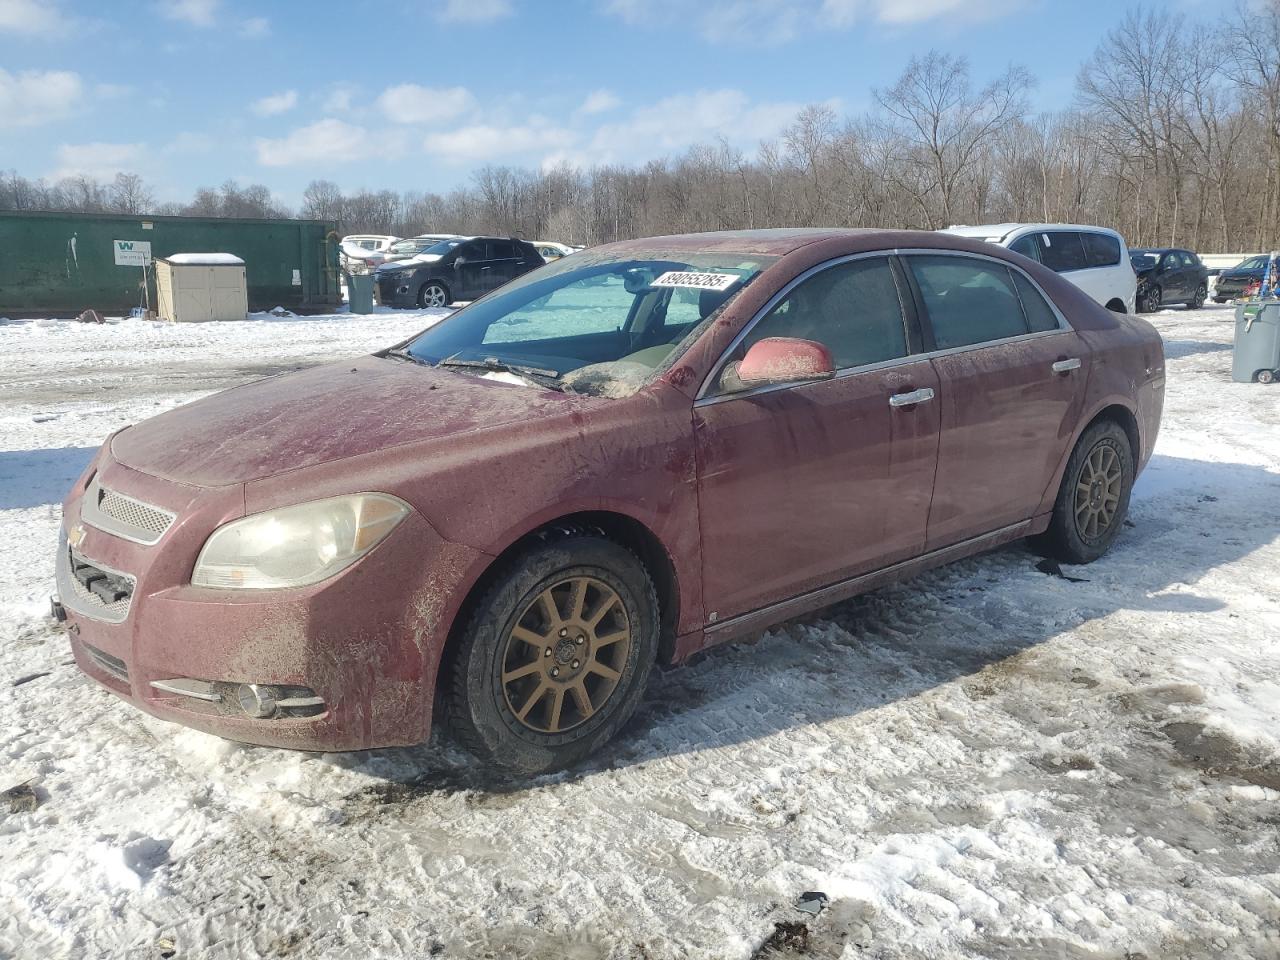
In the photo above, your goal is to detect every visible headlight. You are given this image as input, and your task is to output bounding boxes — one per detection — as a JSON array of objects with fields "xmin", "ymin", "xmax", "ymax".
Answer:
[{"xmin": 192, "ymin": 494, "xmax": 410, "ymax": 589}]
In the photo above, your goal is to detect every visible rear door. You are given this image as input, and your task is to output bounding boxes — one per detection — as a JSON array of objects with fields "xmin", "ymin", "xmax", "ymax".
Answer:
[
  {"xmin": 904, "ymin": 253, "xmax": 1085, "ymax": 550},
  {"xmin": 694, "ymin": 255, "xmax": 941, "ymax": 622}
]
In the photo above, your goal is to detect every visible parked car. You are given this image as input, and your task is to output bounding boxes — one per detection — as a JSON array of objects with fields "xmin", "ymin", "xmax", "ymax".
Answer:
[
  {"xmin": 533, "ymin": 241, "xmax": 577, "ymax": 261},
  {"xmin": 340, "ymin": 234, "xmax": 400, "ymax": 273},
  {"xmin": 1127, "ymin": 248, "xmax": 1209, "ymax": 312},
  {"xmin": 1213, "ymin": 254, "xmax": 1271, "ymax": 303},
  {"xmin": 375, "ymin": 236, "xmax": 542, "ymax": 307},
  {"xmin": 54, "ymin": 228, "xmax": 1164, "ymax": 774},
  {"xmin": 943, "ymin": 223, "xmax": 1137, "ymax": 314}
]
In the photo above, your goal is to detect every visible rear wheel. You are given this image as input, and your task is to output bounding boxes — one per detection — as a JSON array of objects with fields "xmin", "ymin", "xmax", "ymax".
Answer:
[
  {"xmin": 1139, "ymin": 284, "xmax": 1162, "ymax": 314},
  {"xmin": 1259, "ymin": 370, "xmax": 1277, "ymax": 385},
  {"xmin": 1036, "ymin": 420, "xmax": 1134, "ymax": 565},
  {"xmin": 445, "ymin": 533, "xmax": 658, "ymax": 774},
  {"xmin": 418, "ymin": 281, "xmax": 450, "ymax": 309},
  {"xmin": 1190, "ymin": 283, "xmax": 1207, "ymax": 309}
]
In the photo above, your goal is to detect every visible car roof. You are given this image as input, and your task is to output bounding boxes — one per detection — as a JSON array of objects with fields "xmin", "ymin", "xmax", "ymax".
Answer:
[
  {"xmin": 599, "ymin": 228, "xmax": 938, "ymax": 257},
  {"xmin": 944, "ymin": 223, "xmax": 1123, "ymax": 242}
]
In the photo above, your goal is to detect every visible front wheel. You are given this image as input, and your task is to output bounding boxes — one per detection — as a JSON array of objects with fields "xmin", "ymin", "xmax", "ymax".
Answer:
[
  {"xmin": 1190, "ymin": 283, "xmax": 1207, "ymax": 309},
  {"xmin": 445, "ymin": 533, "xmax": 659, "ymax": 775},
  {"xmin": 1139, "ymin": 284, "xmax": 1162, "ymax": 314},
  {"xmin": 1035, "ymin": 420, "xmax": 1134, "ymax": 565},
  {"xmin": 418, "ymin": 281, "xmax": 450, "ymax": 309}
]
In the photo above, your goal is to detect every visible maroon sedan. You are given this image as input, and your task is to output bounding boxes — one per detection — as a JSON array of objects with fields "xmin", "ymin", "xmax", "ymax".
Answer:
[{"xmin": 54, "ymin": 229, "xmax": 1164, "ymax": 773}]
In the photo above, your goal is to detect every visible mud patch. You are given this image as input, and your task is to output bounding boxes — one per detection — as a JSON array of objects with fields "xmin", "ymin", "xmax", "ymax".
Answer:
[{"xmin": 1161, "ymin": 721, "xmax": 1280, "ymax": 790}]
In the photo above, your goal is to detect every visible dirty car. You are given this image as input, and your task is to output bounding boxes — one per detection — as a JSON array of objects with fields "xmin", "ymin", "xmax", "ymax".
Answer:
[{"xmin": 54, "ymin": 228, "xmax": 1165, "ymax": 774}]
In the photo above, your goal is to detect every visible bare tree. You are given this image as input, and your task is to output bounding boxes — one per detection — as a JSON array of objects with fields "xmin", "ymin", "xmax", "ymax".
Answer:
[{"xmin": 108, "ymin": 173, "xmax": 154, "ymax": 214}]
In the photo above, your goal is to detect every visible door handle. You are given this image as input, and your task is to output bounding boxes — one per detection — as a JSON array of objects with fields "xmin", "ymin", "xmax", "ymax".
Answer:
[
  {"xmin": 889, "ymin": 387, "xmax": 935, "ymax": 408},
  {"xmin": 1052, "ymin": 358, "xmax": 1082, "ymax": 374}
]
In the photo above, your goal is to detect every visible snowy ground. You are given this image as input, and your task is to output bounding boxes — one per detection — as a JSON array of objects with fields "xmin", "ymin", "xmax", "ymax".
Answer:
[{"xmin": 1, "ymin": 304, "xmax": 1278, "ymax": 959}]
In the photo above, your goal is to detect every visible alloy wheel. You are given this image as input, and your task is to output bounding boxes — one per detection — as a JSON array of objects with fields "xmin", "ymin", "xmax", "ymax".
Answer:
[
  {"xmin": 1074, "ymin": 443, "xmax": 1123, "ymax": 541},
  {"xmin": 500, "ymin": 576, "xmax": 632, "ymax": 734},
  {"xmin": 422, "ymin": 284, "xmax": 448, "ymax": 308},
  {"xmin": 1142, "ymin": 285, "xmax": 1161, "ymax": 313}
]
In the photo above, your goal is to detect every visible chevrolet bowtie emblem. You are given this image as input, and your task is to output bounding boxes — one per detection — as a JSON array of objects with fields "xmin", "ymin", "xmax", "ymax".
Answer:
[{"xmin": 68, "ymin": 524, "xmax": 87, "ymax": 549}]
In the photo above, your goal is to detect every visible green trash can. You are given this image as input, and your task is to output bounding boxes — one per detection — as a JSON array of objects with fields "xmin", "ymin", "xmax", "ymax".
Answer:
[
  {"xmin": 346, "ymin": 272, "xmax": 374, "ymax": 315},
  {"xmin": 1232, "ymin": 301, "xmax": 1280, "ymax": 383}
]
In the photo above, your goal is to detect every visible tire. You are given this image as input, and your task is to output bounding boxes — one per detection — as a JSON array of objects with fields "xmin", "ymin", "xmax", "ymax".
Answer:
[
  {"xmin": 1138, "ymin": 284, "xmax": 1162, "ymax": 314},
  {"xmin": 1190, "ymin": 283, "xmax": 1207, "ymax": 310},
  {"xmin": 1035, "ymin": 419, "xmax": 1134, "ymax": 565},
  {"xmin": 1213, "ymin": 297, "xmax": 1227, "ymax": 304},
  {"xmin": 418, "ymin": 281, "xmax": 450, "ymax": 309},
  {"xmin": 445, "ymin": 533, "xmax": 659, "ymax": 775},
  {"xmin": 1259, "ymin": 370, "xmax": 1277, "ymax": 385}
]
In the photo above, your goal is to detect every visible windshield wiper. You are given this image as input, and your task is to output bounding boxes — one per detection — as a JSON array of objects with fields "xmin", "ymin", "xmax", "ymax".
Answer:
[
  {"xmin": 436, "ymin": 355, "xmax": 564, "ymax": 390},
  {"xmin": 381, "ymin": 347, "xmax": 429, "ymax": 365}
]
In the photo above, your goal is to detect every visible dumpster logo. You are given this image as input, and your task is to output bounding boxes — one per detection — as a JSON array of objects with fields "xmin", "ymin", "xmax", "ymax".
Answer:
[{"xmin": 113, "ymin": 239, "xmax": 152, "ymax": 267}]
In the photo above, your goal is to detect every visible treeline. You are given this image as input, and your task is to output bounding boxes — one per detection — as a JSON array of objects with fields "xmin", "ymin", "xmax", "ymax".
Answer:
[{"xmin": 3, "ymin": 3, "xmax": 1277, "ymax": 253}]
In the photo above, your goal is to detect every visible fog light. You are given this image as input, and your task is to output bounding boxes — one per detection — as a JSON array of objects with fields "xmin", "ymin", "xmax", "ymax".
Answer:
[
  {"xmin": 236, "ymin": 683, "xmax": 278, "ymax": 719},
  {"xmin": 397, "ymin": 285, "xmax": 409, "ymax": 294}
]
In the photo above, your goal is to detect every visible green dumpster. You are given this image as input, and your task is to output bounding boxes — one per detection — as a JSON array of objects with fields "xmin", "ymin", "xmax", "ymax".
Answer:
[{"xmin": 346, "ymin": 272, "xmax": 375, "ymax": 315}]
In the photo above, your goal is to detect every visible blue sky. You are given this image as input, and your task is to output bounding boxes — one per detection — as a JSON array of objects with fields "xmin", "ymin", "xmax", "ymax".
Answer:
[{"xmin": 0, "ymin": 0, "xmax": 1232, "ymax": 207}]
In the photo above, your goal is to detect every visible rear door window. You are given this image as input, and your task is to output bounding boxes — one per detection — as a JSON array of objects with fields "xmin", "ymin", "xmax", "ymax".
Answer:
[
  {"xmin": 1011, "ymin": 272, "xmax": 1061, "ymax": 333},
  {"xmin": 1082, "ymin": 233, "xmax": 1121, "ymax": 268},
  {"xmin": 1038, "ymin": 232, "xmax": 1088, "ymax": 273},
  {"xmin": 909, "ymin": 256, "xmax": 1029, "ymax": 349},
  {"xmin": 738, "ymin": 257, "xmax": 909, "ymax": 371}
]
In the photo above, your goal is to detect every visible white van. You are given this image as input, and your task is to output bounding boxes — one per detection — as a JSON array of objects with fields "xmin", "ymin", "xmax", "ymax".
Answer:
[{"xmin": 943, "ymin": 223, "xmax": 1136, "ymax": 314}]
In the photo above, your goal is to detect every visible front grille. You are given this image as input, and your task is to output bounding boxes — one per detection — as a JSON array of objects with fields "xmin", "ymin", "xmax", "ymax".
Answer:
[
  {"xmin": 59, "ymin": 546, "xmax": 135, "ymax": 623},
  {"xmin": 81, "ymin": 478, "xmax": 175, "ymax": 545},
  {"xmin": 84, "ymin": 642, "xmax": 129, "ymax": 683}
]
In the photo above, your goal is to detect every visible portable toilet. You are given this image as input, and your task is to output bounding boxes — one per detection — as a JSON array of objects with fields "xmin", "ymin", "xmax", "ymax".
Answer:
[{"xmin": 155, "ymin": 253, "xmax": 248, "ymax": 322}]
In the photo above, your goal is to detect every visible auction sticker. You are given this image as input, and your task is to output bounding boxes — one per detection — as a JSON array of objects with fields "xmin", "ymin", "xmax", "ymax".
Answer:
[{"xmin": 652, "ymin": 271, "xmax": 740, "ymax": 291}]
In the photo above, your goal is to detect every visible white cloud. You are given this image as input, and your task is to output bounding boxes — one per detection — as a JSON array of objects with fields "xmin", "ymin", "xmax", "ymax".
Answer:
[
  {"xmin": 0, "ymin": 0, "xmax": 60, "ymax": 34},
  {"xmin": 240, "ymin": 15, "xmax": 269, "ymax": 36},
  {"xmin": 0, "ymin": 68, "xmax": 83, "ymax": 127},
  {"xmin": 423, "ymin": 121, "xmax": 573, "ymax": 163},
  {"xmin": 376, "ymin": 84, "xmax": 474, "ymax": 125},
  {"xmin": 250, "ymin": 89, "xmax": 298, "ymax": 117},
  {"xmin": 579, "ymin": 89, "xmax": 806, "ymax": 165},
  {"xmin": 609, "ymin": 0, "xmax": 1025, "ymax": 41},
  {"xmin": 326, "ymin": 86, "xmax": 356, "ymax": 113},
  {"xmin": 159, "ymin": 0, "xmax": 218, "ymax": 28},
  {"xmin": 255, "ymin": 118, "xmax": 406, "ymax": 167},
  {"xmin": 437, "ymin": 0, "xmax": 512, "ymax": 22},
  {"xmin": 50, "ymin": 142, "xmax": 147, "ymax": 181},
  {"xmin": 578, "ymin": 89, "xmax": 621, "ymax": 115}
]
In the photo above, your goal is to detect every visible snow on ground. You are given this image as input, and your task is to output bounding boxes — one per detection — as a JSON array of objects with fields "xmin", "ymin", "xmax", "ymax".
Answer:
[{"xmin": 1, "ymin": 304, "xmax": 1279, "ymax": 959}]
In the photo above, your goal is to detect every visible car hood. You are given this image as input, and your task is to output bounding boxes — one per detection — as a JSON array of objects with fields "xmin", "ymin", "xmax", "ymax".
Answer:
[
  {"xmin": 1220, "ymin": 270, "xmax": 1262, "ymax": 280},
  {"xmin": 111, "ymin": 355, "xmax": 588, "ymax": 487}
]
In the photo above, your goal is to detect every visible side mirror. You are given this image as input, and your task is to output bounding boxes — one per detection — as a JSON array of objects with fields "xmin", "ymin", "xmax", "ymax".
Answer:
[
  {"xmin": 454, "ymin": 256, "xmax": 467, "ymax": 267},
  {"xmin": 732, "ymin": 337, "xmax": 835, "ymax": 390}
]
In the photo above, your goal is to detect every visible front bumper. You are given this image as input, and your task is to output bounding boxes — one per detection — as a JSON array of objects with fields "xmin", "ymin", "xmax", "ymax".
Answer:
[
  {"xmin": 56, "ymin": 452, "xmax": 485, "ymax": 751},
  {"xmin": 375, "ymin": 274, "xmax": 418, "ymax": 307}
]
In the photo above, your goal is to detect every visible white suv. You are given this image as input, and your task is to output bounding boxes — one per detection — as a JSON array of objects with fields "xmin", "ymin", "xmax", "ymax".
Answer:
[{"xmin": 943, "ymin": 223, "xmax": 1136, "ymax": 314}]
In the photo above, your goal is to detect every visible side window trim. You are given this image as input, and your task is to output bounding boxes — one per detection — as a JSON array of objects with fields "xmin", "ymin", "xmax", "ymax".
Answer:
[{"xmin": 694, "ymin": 248, "xmax": 1073, "ymax": 404}]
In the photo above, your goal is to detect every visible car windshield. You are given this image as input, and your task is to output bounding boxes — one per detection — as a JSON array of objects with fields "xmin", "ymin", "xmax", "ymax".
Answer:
[
  {"xmin": 1237, "ymin": 256, "xmax": 1268, "ymax": 271},
  {"xmin": 401, "ymin": 250, "xmax": 776, "ymax": 397},
  {"xmin": 421, "ymin": 239, "xmax": 462, "ymax": 256},
  {"xmin": 1130, "ymin": 253, "xmax": 1158, "ymax": 270},
  {"xmin": 388, "ymin": 239, "xmax": 428, "ymax": 255}
]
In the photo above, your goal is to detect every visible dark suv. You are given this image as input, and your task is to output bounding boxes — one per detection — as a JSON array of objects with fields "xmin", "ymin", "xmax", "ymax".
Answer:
[
  {"xmin": 1128, "ymin": 248, "xmax": 1209, "ymax": 313},
  {"xmin": 375, "ymin": 236, "xmax": 543, "ymax": 308}
]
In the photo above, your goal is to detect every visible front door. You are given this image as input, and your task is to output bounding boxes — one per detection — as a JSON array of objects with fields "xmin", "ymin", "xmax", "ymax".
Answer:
[
  {"xmin": 451, "ymin": 241, "xmax": 491, "ymax": 300},
  {"xmin": 694, "ymin": 256, "xmax": 941, "ymax": 623},
  {"xmin": 903, "ymin": 253, "xmax": 1085, "ymax": 550}
]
